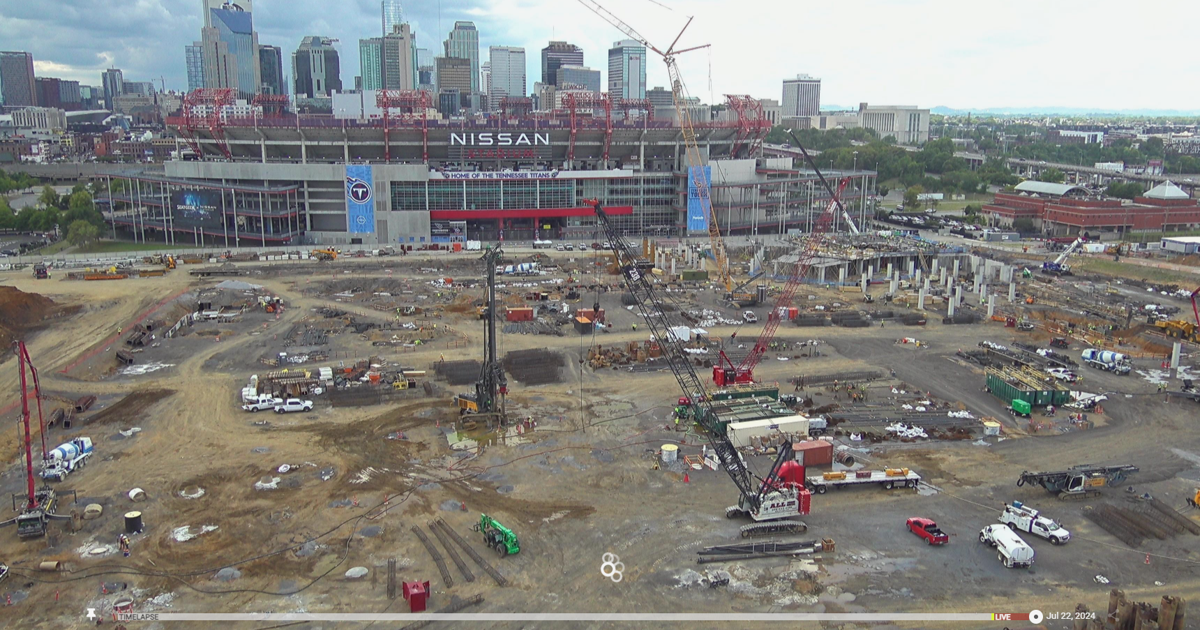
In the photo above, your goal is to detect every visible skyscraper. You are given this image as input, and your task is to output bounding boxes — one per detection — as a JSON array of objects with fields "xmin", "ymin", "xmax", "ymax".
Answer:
[
  {"xmin": 292, "ymin": 36, "xmax": 341, "ymax": 98},
  {"xmin": 541, "ymin": 41, "xmax": 583, "ymax": 86},
  {"xmin": 382, "ymin": 23, "xmax": 416, "ymax": 90},
  {"xmin": 416, "ymin": 48, "xmax": 435, "ymax": 92},
  {"xmin": 608, "ymin": 40, "xmax": 646, "ymax": 100},
  {"xmin": 0, "ymin": 51, "xmax": 37, "ymax": 107},
  {"xmin": 555, "ymin": 66, "xmax": 601, "ymax": 93},
  {"xmin": 488, "ymin": 47, "xmax": 526, "ymax": 110},
  {"xmin": 444, "ymin": 21, "xmax": 479, "ymax": 93},
  {"xmin": 359, "ymin": 38, "xmax": 384, "ymax": 91},
  {"xmin": 435, "ymin": 56, "xmax": 472, "ymax": 94},
  {"xmin": 381, "ymin": 0, "xmax": 403, "ymax": 36},
  {"xmin": 185, "ymin": 44, "xmax": 206, "ymax": 92},
  {"xmin": 259, "ymin": 44, "xmax": 284, "ymax": 94},
  {"xmin": 782, "ymin": 74, "xmax": 820, "ymax": 117},
  {"xmin": 102, "ymin": 68, "xmax": 124, "ymax": 109},
  {"xmin": 200, "ymin": 0, "xmax": 261, "ymax": 98}
]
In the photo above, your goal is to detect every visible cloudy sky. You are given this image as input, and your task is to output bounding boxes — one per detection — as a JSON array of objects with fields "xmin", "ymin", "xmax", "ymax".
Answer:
[{"xmin": 2, "ymin": 0, "xmax": 1196, "ymax": 111}]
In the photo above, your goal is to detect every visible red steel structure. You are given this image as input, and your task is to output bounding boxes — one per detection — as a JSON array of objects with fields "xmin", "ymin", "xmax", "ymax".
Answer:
[
  {"xmin": 561, "ymin": 91, "xmax": 613, "ymax": 163},
  {"xmin": 377, "ymin": 90, "xmax": 432, "ymax": 163},
  {"xmin": 251, "ymin": 93, "xmax": 291, "ymax": 118},
  {"xmin": 714, "ymin": 177, "xmax": 851, "ymax": 386},
  {"xmin": 181, "ymin": 88, "xmax": 236, "ymax": 160},
  {"xmin": 725, "ymin": 94, "xmax": 772, "ymax": 158}
]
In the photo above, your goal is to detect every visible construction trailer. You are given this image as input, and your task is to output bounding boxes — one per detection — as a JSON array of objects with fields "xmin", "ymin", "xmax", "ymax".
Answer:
[{"xmin": 985, "ymin": 367, "xmax": 1072, "ymax": 408}]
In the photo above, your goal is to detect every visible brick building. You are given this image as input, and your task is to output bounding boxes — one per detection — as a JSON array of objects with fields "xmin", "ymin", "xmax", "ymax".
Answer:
[{"xmin": 983, "ymin": 180, "xmax": 1200, "ymax": 236}]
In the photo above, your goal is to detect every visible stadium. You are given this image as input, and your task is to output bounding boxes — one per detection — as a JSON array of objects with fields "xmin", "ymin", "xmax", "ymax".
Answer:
[{"xmin": 99, "ymin": 91, "xmax": 877, "ymax": 247}]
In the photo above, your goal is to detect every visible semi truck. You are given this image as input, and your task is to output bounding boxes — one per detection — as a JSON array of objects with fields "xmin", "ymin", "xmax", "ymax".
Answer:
[
  {"xmin": 41, "ymin": 438, "xmax": 94, "ymax": 481},
  {"xmin": 999, "ymin": 501, "xmax": 1070, "ymax": 545},
  {"xmin": 979, "ymin": 524, "xmax": 1035, "ymax": 568},
  {"xmin": 1081, "ymin": 349, "xmax": 1131, "ymax": 375}
]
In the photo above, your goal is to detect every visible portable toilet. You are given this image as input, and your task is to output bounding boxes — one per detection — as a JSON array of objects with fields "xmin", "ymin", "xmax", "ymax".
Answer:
[{"xmin": 403, "ymin": 580, "xmax": 430, "ymax": 612}]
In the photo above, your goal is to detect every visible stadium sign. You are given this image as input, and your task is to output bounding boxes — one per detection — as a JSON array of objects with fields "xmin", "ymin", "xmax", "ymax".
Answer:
[{"xmin": 450, "ymin": 132, "xmax": 551, "ymax": 147}]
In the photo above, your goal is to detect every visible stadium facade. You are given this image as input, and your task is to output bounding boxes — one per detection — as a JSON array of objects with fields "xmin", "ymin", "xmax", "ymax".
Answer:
[{"xmin": 99, "ymin": 94, "xmax": 877, "ymax": 247}]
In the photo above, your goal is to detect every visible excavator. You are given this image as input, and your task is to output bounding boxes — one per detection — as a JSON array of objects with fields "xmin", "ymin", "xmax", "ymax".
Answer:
[{"xmin": 311, "ymin": 249, "xmax": 338, "ymax": 261}]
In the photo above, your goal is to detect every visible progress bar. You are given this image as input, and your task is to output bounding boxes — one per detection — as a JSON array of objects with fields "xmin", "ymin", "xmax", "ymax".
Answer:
[{"xmin": 118, "ymin": 613, "xmax": 1026, "ymax": 622}]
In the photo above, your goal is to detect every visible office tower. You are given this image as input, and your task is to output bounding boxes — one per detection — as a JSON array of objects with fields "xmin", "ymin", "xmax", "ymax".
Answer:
[
  {"xmin": 541, "ymin": 41, "xmax": 583, "ymax": 86},
  {"xmin": 259, "ymin": 44, "xmax": 284, "ymax": 94},
  {"xmin": 200, "ymin": 0, "xmax": 261, "ymax": 98},
  {"xmin": 435, "ymin": 56, "xmax": 471, "ymax": 94},
  {"xmin": 443, "ymin": 21, "xmax": 479, "ymax": 92},
  {"xmin": 0, "ymin": 51, "xmax": 37, "ymax": 107},
  {"xmin": 416, "ymin": 48, "xmax": 435, "ymax": 92},
  {"xmin": 555, "ymin": 66, "xmax": 600, "ymax": 93},
  {"xmin": 782, "ymin": 74, "xmax": 820, "ymax": 117},
  {"xmin": 186, "ymin": 44, "xmax": 206, "ymax": 92},
  {"xmin": 359, "ymin": 38, "xmax": 384, "ymax": 91},
  {"xmin": 292, "ymin": 36, "xmax": 341, "ymax": 98},
  {"xmin": 382, "ymin": 23, "xmax": 416, "ymax": 90},
  {"xmin": 102, "ymin": 68, "xmax": 124, "ymax": 108},
  {"xmin": 608, "ymin": 39, "xmax": 646, "ymax": 99},
  {"xmin": 382, "ymin": 0, "xmax": 403, "ymax": 36}
]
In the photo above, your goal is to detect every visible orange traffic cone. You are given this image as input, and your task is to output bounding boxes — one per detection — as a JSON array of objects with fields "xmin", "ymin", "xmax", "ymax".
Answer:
[
  {"xmin": 460, "ymin": 501, "xmax": 467, "ymax": 512},
  {"xmin": 683, "ymin": 472, "xmax": 690, "ymax": 483},
  {"xmin": 1146, "ymin": 554, "xmax": 1151, "ymax": 564}
]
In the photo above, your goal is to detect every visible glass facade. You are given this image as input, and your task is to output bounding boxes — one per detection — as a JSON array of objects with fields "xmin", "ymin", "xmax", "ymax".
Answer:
[
  {"xmin": 211, "ymin": 7, "xmax": 259, "ymax": 99},
  {"xmin": 186, "ymin": 45, "xmax": 205, "ymax": 93}
]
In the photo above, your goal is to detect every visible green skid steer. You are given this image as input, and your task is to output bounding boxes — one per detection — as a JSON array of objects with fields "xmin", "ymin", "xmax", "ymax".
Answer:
[{"xmin": 473, "ymin": 513, "xmax": 519, "ymax": 557}]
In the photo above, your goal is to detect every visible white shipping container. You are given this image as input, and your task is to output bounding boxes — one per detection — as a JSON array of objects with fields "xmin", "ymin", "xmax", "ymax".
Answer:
[{"xmin": 727, "ymin": 415, "xmax": 810, "ymax": 448}]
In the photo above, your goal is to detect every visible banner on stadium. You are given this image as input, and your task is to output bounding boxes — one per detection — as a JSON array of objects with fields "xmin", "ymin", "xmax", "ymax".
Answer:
[
  {"xmin": 686, "ymin": 165, "xmax": 712, "ymax": 232},
  {"xmin": 345, "ymin": 164, "xmax": 376, "ymax": 234}
]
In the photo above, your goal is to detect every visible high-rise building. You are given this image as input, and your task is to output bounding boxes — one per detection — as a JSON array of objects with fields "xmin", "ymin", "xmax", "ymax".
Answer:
[
  {"xmin": 381, "ymin": 0, "xmax": 403, "ymax": 36},
  {"xmin": 555, "ymin": 66, "xmax": 600, "ymax": 93},
  {"xmin": 416, "ymin": 48, "xmax": 435, "ymax": 92},
  {"xmin": 123, "ymin": 81, "xmax": 156, "ymax": 97},
  {"xmin": 35, "ymin": 78, "xmax": 63, "ymax": 110},
  {"xmin": 382, "ymin": 23, "xmax": 416, "ymax": 90},
  {"xmin": 608, "ymin": 39, "xmax": 646, "ymax": 100},
  {"xmin": 359, "ymin": 38, "xmax": 384, "ymax": 91},
  {"xmin": 0, "ymin": 51, "xmax": 38, "ymax": 107},
  {"xmin": 480, "ymin": 61, "xmax": 490, "ymax": 99},
  {"xmin": 185, "ymin": 44, "xmax": 206, "ymax": 92},
  {"xmin": 259, "ymin": 44, "xmax": 284, "ymax": 94},
  {"xmin": 102, "ymin": 68, "xmax": 124, "ymax": 109},
  {"xmin": 782, "ymin": 74, "xmax": 820, "ymax": 117},
  {"xmin": 444, "ymin": 21, "xmax": 479, "ymax": 93},
  {"xmin": 857, "ymin": 103, "xmax": 929, "ymax": 145},
  {"xmin": 541, "ymin": 41, "xmax": 583, "ymax": 86},
  {"xmin": 292, "ymin": 36, "xmax": 341, "ymax": 98},
  {"xmin": 200, "ymin": 0, "xmax": 261, "ymax": 98},
  {"xmin": 435, "ymin": 56, "xmax": 472, "ymax": 95},
  {"xmin": 647, "ymin": 86, "xmax": 674, "ymax": 110},
  {"xmin": 79, "ymin": 85, "xmax": 99, "ymax": 110}
]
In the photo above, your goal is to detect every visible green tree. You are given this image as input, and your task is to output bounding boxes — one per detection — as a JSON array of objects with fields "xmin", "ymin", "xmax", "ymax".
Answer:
[
  {"xmin": 15, "ymin": 207, "xmax": 37, "ymax": 231},
  {"xmin": 1013, "ymin": 218, "xmax": 1035, "ymax": 232},
  {"xmin": 30, "ymin": 208, "xmax": 59, "ymax": 232},
  {"xmin": 1037, "ymin": 168, "xmax": 1065, "ymax": 183},
  {"xmin": 1105, "ymin": 182, "xmax": 1144, "ymax": 199},
  {"xmin": 0, "ymin": 198, "xmax": 14, "ymax": 230},
  {"xmin": 66, "ymin": 220, "xmax": 100, "ymax": 247},
  {"xmin": 963, "ymin": 204, "xmax": 982, "ymax": 219},
  {"xmin": 904, "ymin": 185, "xmax": 923, "ymax": 208},
  {"xmin": 1141, "ymin": 137, "xmax": 1165, "ymax": 159},
  {"xmin": 68, "ymin": 190, "xmax": 92, "ymax": 212},
  {"xmin": 39, "ymin": 185, "xmax": 60, "ymax": 209}
]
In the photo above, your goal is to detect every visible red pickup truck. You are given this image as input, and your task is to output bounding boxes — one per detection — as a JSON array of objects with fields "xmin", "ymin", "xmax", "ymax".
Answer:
[{"xmin": 907, "ymin": 517, "xmax": 949, "ymax": 545}]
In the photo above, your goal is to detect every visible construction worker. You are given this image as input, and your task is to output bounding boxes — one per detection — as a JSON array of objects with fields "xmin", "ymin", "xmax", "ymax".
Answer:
[
  {"xmin": 632, "ymin": 323, "xmax": 637, "ymax": 331},
  {"xmin": 119, "ymin": 534, "xmax": 130, "ymax": 557}
]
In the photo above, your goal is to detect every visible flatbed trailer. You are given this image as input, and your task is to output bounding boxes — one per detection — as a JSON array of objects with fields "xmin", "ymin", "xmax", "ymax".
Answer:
[{"xmin": 805, "ymin": 468, "xmax": 921, "ymax": 494}]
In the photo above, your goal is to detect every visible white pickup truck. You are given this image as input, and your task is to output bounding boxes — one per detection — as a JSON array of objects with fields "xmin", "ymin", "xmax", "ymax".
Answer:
[
  {"xmin": 242, "ymin": 396, "xmax": 282, "ymax": 412},
  {"xmin": 999, "ymin": 501, "xmax": 1070, "ymax": 545},
  {"xmin": 274, "ymin": 398, "xmax": 314, "ymax": 414}
]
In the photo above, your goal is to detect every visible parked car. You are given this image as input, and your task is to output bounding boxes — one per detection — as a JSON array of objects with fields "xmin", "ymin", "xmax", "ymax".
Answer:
[
  {"xmin": 907, "ymin": 517, "xmax": 949, "ymax": 545},
  {"xmin": 274, "ymin": 399, "xmax": 314, "ymax": 413},
  {"xmin": 565, "ymin": 243, "xmax": 574, "ymax": 251},
  {"xmin": 555, "ymin": 244, "xmax": 565, "ymax": 251},
  {"xmin": 742, "ymin": 311, "xmax": 759, "ymax": 323},
  {"xmin": 1046, "ymin": 368, "xmax": 1077, "ymax": 383}
]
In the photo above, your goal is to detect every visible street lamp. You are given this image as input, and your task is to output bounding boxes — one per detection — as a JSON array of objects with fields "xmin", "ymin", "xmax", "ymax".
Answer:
[{"xmin": 853, "ymin": 151, "xmax": 858, "ymax": 172}]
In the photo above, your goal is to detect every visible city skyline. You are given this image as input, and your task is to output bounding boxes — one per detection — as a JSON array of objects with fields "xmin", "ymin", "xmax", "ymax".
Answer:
[{"xmin": 2, "ymin": 0, "xmax": 1199, "ymax": 111}]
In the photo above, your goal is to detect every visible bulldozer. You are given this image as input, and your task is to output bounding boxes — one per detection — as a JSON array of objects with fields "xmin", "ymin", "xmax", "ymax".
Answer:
[
  {"xmin": 311, "ymin": 249, "xmax": 338, "ymax": 261},
  {"xmin": 473, "ymin": 513, "xmax": 519, "ymax": 557}
]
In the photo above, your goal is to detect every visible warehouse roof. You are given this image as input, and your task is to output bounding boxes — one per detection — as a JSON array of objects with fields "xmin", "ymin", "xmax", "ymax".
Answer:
[{"xmin": 1014, "ymin": 181, "xmax": 1087, "ymax": 197}]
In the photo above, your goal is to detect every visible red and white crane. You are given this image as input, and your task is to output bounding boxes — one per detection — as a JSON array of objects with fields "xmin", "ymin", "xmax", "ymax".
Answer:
[{"xmin": 713, "ymin": 177, "xmax": 852, "ymax": 386}]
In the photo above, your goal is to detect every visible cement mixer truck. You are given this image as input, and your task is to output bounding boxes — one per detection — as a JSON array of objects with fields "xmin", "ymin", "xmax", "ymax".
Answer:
[
  {"xmin": 41, "ymin": 437, "xmax": 93, "ymax": 481},
  {"xmin": 1081, "ymin": 349, "xmax": 1131, "ymax": 375}
]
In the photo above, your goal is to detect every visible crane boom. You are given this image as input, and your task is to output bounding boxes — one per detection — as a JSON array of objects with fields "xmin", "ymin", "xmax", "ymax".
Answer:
[
  {"xmin": 574, "ymin": 0, "xmax": 732, "ymax": 293},
  {"xmin": 715, "ymin": 178, "xmax": 850, "ymax": 385},
  {"xmin": 589, "ymin": 199, "xmax": 763, "ymax": 511}
]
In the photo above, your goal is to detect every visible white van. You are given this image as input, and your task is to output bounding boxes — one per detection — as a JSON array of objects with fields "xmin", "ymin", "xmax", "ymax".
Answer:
[{"xmin": 979, "ymin": 524, "xmax": 1035, "ymax": 568}]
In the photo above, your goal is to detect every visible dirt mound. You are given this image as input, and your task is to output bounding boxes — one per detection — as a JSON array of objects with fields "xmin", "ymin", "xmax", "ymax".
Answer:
[
  {"xmin": 0, "ymin": 286, "xmax": 70, "ymax": 352},
  {"xmin": 83, "ymin": 389, "xmax": 176, "ymax": 427}
]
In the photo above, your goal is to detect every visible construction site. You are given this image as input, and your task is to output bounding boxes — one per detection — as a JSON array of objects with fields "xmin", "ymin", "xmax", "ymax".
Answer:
[{"xmin": 2, "ymin": 6, "xmax": 1200, "ymax": 630}]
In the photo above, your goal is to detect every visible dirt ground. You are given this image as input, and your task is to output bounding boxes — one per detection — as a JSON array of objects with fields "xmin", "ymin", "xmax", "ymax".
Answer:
[{"xmin": 0, "ymin": 251, "xmax": 1198, "ymax": 630}]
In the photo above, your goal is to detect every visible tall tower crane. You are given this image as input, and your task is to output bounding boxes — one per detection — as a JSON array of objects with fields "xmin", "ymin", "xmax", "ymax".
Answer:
[
  {"xmin": 589, "ymin": 199, "xmax": 809, "ymax": 537},
  {"xmin": 575, "ymin": 1, "xmax": 738, "ymax": 299},
  {"xmin": 714, "ymin": 177, "xmax": 851, "ymax": 386}
]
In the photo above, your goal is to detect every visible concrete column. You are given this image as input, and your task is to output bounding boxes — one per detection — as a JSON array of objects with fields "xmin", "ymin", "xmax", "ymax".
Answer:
[
  {"xmin": 1008, "ymin": 282, "xmax": 1016, "ymax": 303},
  {"xmin": 890, "ymin": 276, "xmax": 899, "ymax": 295},
  {"xmin": 947, "ymin": 295, "xmax": 956, "ymax": 318},
  {"xmin": 923, "ymin": 278, "xmax": 931, "ymax": 293},
  {"xmin": 954, "ymin": 285, "xmax": 963, "ymax": 306},
  {"xmin": 953, "ymin": 259, "xmax": 961, "ymax": 279},
  {"xmin": 861, "ymin": 273, "xmax": 869, "ymax": 294},
  {"xmin": 907, "ymin": 259, "xmax": 916, "ymax": 277},
  {"xmin": 979, "ymin": 286, "xmax": 988, "ymax": 305},
  {"xmin": 866, "ymin": 267, "xmax": 873, "ymax": 283},
  {"xmin": 915, "ymin": 269, "xmax": 922, "ymax": 287},
  {"xmin": 670, "ymin": 258, "xmax": 676, "ymax": 275},
  {"xmin": 987, "ymin": 299, "xmax": 995, "ymax": 318},
  {"xmin": 1172, "ymin": 342, "xmax": 1182, "ymax": 378},
  {"xmin": 838, "ymin": 266, "xmax": 847, "ymax": 286},
  {"xmin": 931, "ymin": 258, "xmax": 939, "ymax": 275},
  {"xmin": 819, "ymin": 265, "xmax": 827, "ymax": 283},
  {"xmin": 701, "ymin": 257, "xmax": 706, "ymax": 272},
  {"xmin": 918, "ymin": 289, "xmax": 927, "ymax": 310},
  {"xmin": 943, "ymin": 274, "xmax": 951, "ymax": 291},
  {"xmin": 886, "ymin": 262, "xmax": 894, "ymax": 279}
]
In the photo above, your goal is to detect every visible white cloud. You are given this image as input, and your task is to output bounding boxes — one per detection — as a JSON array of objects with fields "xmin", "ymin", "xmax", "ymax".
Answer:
[{"xmin": 3, "ymin": 0, "xmax": 1198, "ymax": 110}]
